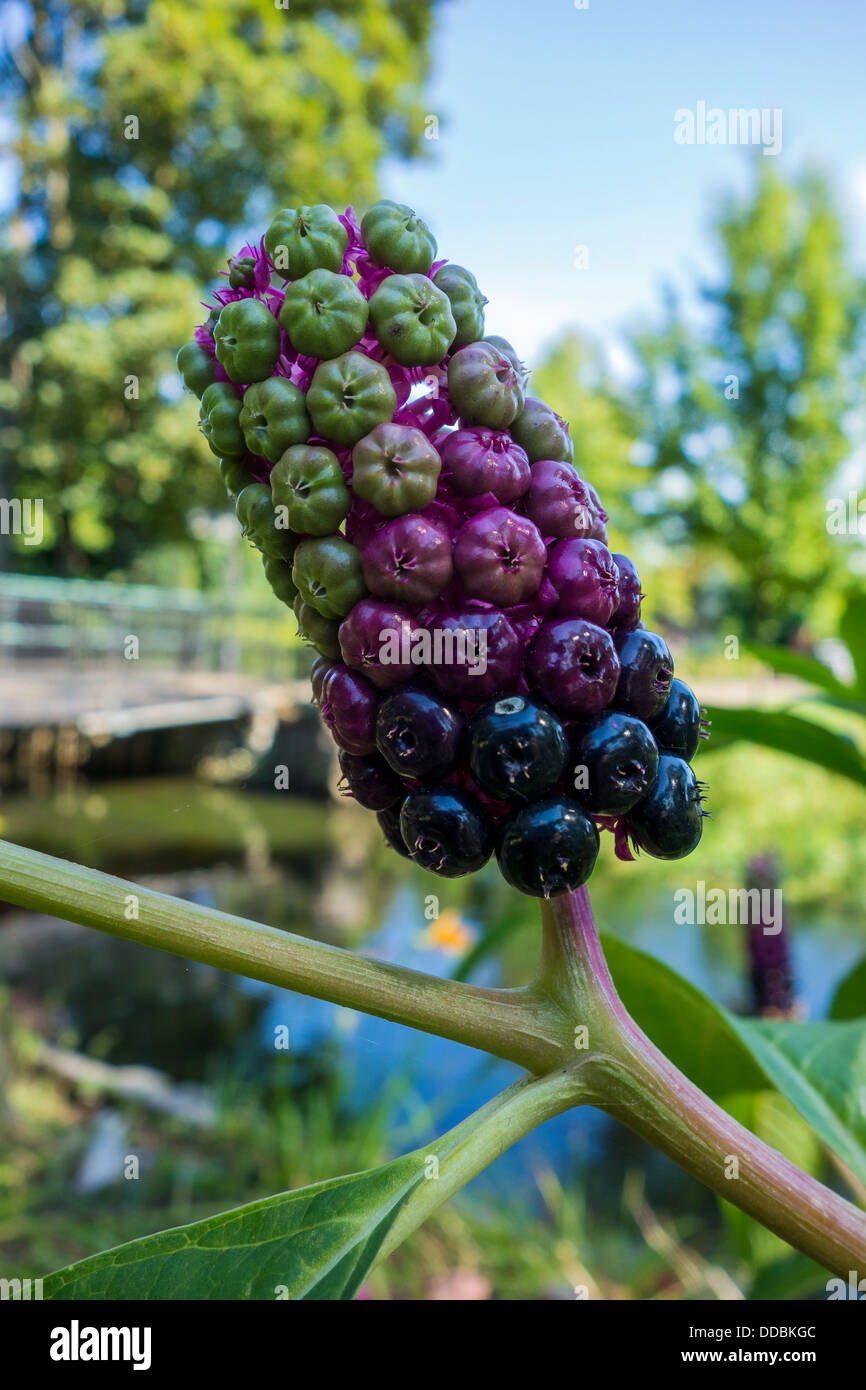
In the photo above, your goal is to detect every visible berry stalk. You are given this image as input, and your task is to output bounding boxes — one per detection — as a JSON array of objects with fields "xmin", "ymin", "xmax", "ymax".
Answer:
[{"xmin": 538, "ymin": 887, "xmax": 866, "ymax": 1278}]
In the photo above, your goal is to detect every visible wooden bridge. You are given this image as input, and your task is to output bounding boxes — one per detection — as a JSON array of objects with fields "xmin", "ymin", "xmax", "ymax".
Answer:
[{"xmin": 0, "ymin": 573, "xmax": 318, "ymax": 790}]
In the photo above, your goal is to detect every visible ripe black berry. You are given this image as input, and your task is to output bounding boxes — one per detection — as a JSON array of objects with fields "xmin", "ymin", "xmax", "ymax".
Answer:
[
  {"xmin": 497, "ymin": 796, "xmax": 599, "ymax": 898},
  {"xmin": 338, "ymin": 749, "xmax": 405, "ymax": 811},
  {"xmin": 399, "ymin": 785, "xmax": 494, "ymax": 876},
  {"xmin": 612, "ymin": 629, "xmax": 674, "ymax": 720},
  {"xmin": 649, "ymin": 678, "xmax": 707, "ymax": 760},
  {"xmin": 377, "ymin": 802, "xmax": 411, "ymax": 858},
  {"xmin": 376, "ymin": 685, "xmax": 465, "ymax": 781},
  {"xmin": 571, "ymin": 712, "xmax": 659, "ymax": 816},
  {"xmin": 627, "ymin": 754, "xmax": 705, "ymax": 860},
  {"xmin": 468, "ymin": 695, "xmax": 568, "ymax": 802}
]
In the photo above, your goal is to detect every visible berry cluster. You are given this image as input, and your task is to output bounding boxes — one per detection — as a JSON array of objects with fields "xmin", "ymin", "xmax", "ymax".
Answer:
[{"xmin": 179, "ymin": 201, "xmax": 710, "ymax": 897}]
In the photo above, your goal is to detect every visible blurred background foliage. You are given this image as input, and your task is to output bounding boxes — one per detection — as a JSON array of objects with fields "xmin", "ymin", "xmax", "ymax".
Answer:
[
  {"xmin": 0, "ymin": 0, "xmax": 435, "ymax": 579},
  {"xmin": 1, "ymin": 0, "xmax": 865, "ymax": 1303}
]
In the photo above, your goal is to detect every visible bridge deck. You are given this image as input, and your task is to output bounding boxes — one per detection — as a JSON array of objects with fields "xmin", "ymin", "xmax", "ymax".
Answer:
[{"xmin": 0, "ymin": 665, "xmax": 311, "ymax": 735}]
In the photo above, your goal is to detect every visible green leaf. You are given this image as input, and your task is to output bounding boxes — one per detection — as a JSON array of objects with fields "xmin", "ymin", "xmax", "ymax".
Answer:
[
  {"xmin": 602, "ymin": 935, "xmax": 866, "ymax": 1184},
  {"xmin": 44, "ymin": 1155, "xmax": 425, "ymax": 1301},
  {"xmin": 839, "ymin": 591, "xmax": 866, "ymax": 698},
  {"xmin": 734, "ymin": 1017, "xmax": 866, "ymax": 1186},
  {"xmin": 830, "ymin": 955, "xmax": 866, "ymax": 1021},
  {"xmin": 702, "ymin": 705, "xmax": 866, "ymax": 789},
  {"xmin": 601, "ymin": 934, "xmax": 764, "ymax": 1098},
  {"xmin": 748, "ymin": 1252, "xmax": 828, "ymax": 1301},
  {"xmin": 747, "ymin": 642, "xmax": 854, "ymax": 700}
]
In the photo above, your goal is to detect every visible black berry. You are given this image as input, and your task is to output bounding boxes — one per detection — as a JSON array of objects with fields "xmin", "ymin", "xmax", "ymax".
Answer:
[
  {"xmin": 497, "ymin": 796, "xmax": 599, "ymax": 898},
  {"xmin": 377, "ymin": 802, "xmax": 411, "ymax": 858},
  {"xmin": 649, "ymin": 678, "xmax": 707, "ymax": 760},
  {"xmin": 627, "ymin": 754, "xmax": 705, "ymax": 860},
  {"xmin": 376, "ymin": 684, "xmax": 465, "ymax": 781},
  {"xmin": 571, "ymin": 712, "xmax": 659, "ymax": 816},
  {"xmin": 399, "ymin": 785, "xmax": 494, "ymax": 876},
  {"xmin": 612, "ymin": 629, "xmax": 674, "ymax": 720},
  {"xmin": 338, "ymin": 749, "xmax": 405, "ymax": 811},
  {"xmin": 468, "ymin": 695, "xmax": 568, "ymax": 802}
]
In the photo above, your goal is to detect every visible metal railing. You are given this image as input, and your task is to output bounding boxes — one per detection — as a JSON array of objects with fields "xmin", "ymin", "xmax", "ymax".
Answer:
[{"xmin": 0, "ymin": 572, "xmax": 305, "ymax": 679}]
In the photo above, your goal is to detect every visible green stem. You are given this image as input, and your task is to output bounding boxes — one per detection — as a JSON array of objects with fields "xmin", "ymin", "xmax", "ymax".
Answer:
[
  {"xmin": 0, "ymin": 838, "xmax": 566, "ymax": 1072},
  {"xmin": 379, "ymin": 1062, "xmax": 593, "ymax": 1263},
  {"xmin": 540, "ymin": 887, "xmax": 866, "ymax": 1279}
]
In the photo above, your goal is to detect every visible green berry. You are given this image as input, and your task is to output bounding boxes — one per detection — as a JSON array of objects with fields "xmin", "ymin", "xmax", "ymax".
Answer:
[
  {"xmin": 270, "ymin": 444, "xmax": 351, "ymax": 535},
  {"xmin": 239, "ymin": 378, "xmax": 310, "ymax": 462},
  {"xmin": 292, "ymin": 534, "xmax": 368, "ymax": 620},
  {"xmin": 280, "ymin": 269, "xmax": 369, "ymax": 359},
  {"xmin": 369, "ymin": 273, "xmax": 456, "ymax": 367},
  {"xmin": 265, "ymin": 205, "xmax": 347, "ymax": 279},
  {"xmin": 361, "ymin": 200, "xmax": 436, "ymax": 274},
  {"xmin": 214, "ymin": 298, "xmax": 281, "ymax": 383},
  {"xmin": 306, "ymin": 351, "xmax": 397, "ymax": 447},
  {"xmin": 432, "ymin": 264, "xmax": 487, "ymax": 348}
]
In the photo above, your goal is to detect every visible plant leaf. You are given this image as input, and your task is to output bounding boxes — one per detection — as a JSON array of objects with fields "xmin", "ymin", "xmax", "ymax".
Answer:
[
  {"xmin": 44, "ymin": 1154, "xmax": 425, "ymax": 1301},
  {"xmin": 701, "ymin": 705, "xmax": 866, "ymax": 789},
  {"xmin": 747, "ymin": 642, "xmax": 855, "ymax": 700},
  {"xmin": 602, "ymin": 935, "xmax": 866, "ymax": 1184},
  {"xmin": 839, "ymin": 591, "xmax": 866, "ymax": 698},
  {"xmin": 733, "ymin": 1017, "xmax": 866, "ymax": 1187},
  {"xmin": 830, "ymin": 955, "xmax": 866, "ymax": 1021}
]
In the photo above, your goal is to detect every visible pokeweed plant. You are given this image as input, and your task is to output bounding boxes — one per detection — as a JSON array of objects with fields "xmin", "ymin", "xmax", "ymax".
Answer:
[{"xmin": 3, "ymin": 200, "xmax": 864, "ymax": 1300}]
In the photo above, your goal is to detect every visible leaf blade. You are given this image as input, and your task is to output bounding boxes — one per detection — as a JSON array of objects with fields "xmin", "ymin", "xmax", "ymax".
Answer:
[
  {"xmin": 602, "ymin": 934, "xmax": 866, "ymax": 1185},
  {"xmin": 702, "ymin": 705, "xmax": 866, "ymax": 788},
  {"xmin": 44, "ymin": 1155, "xmax": 425, "ymax": 1301}
]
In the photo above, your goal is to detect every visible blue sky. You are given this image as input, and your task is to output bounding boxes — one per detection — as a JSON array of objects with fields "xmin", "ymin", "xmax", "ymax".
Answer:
[{"xmin": 381, "ymin": 0, "xmax": 866, "ymax": 372}]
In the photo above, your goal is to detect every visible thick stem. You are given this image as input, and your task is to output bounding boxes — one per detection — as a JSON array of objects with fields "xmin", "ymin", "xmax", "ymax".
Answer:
[
  {"xmin": 0, "ymin": 838, "xmax": 566, "ymax": 1072},
  {"xmin": 541, "ymin": 887, "xmax": 866, "ymax": 1279}
]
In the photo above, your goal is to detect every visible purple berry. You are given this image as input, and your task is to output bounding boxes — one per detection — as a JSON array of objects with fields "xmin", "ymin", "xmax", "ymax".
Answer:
[
  {"xmin": 310, "ymin": 655, "xmax": 333, "ymax": 706},
  {"xmin": 527, "ymin": 618, "xmax": 620, "ymax": 718},
  {"xmin": 584, "ymin": 483, "xmax": 608, "ymax": 543},
  {"xmin": 524, "ymin": 460, "xmax": 595, "ymax": 540},
  {"xmin": 376, "ymin": 684, "xmax": 465, "ymax": 781},
  {"xmin": 321, "ymin": 664, "xmax": 379, "ymax": 754},
  {"xmin": 612, "ymin": 628, "xmax": 674, "ymax": 720},
  {"xmin": 439, "ymin": 428, "xmax": 530, "ymax": 504},
  {"xmin": 609, "ymin": 553, "xmax": 642, "ymax": 631},
  {"xmin": 338, "ymin": 598, "xmax": 423, "ymax": 689},
  {"xmin": 427, "ymin": 606, "xmax": 524, "ymax": 699},
  {"xmin": 453, "ymin": 507, "xmax": 545, "ymax": 606},
  {"xmin": 548, "ymin": 538, "xmax": 619, "ymax": 626},
  {"xmin": 338, "ymin": 749, "xmax": 404, "ymax": 810},
  {"xmin": 360, "ymin": 514, "xmax": 453, "ymax": 608}
]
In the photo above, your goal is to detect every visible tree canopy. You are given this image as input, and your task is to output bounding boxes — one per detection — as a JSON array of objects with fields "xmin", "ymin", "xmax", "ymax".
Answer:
[{"xmin": 1, "ymin": 0, "xmax": 437, "ymax": 576}]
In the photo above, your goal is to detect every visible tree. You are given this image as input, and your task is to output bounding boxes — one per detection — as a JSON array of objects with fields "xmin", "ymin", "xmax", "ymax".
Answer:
[
  {"xmin": 627, "ymin": 163, "xmax": 865, "ymax": 641},
  {"xmin": 0, "ymin": 0, "xmax": 436, "ymax": 578}
]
